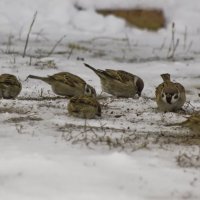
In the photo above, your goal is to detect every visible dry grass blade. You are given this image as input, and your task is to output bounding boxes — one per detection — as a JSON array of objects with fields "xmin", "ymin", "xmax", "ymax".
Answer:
[
  {"xmin": 47, "ymin": 35, "xmax": 66, "ymax": 56},
  {"xmin": 23, "ymin": 11, "xmax": 37, "ymax": 58}
]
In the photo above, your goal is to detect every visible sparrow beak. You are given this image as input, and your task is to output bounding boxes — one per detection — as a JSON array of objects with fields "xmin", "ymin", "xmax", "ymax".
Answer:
[
  {"xmin": 166, "ymin": 96, "xmax": 172, "ymax": 104},
  {"xmin": 137, "ymin": 91, "xmax": 141, "ymax": 97},
  {"xmin": 97, "ymin": 106, "xmax": 101, "ymax": 117},
  {"xmin": 97, "ymin": 113, "xmax": 101, "ymax": 117}
]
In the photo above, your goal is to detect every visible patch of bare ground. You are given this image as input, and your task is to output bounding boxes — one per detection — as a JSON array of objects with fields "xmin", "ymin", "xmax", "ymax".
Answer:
[
  {"xmin": 5, "ymin": 116, "xmax": 43, "ymax": 123},
  {"xmin": 18, "ymin": 96, "xmax": 68, "ymax": 101},
  {"xmin": 0, "ymin": 106, "xmax": 29, "ymax": 115},
  {"xmin": 97, "ymin": 8, "xmax": 166, "ymax": 31},
  {"xmin": 56, "ymin": 122, "xmax": 200, "ymax": 150}
]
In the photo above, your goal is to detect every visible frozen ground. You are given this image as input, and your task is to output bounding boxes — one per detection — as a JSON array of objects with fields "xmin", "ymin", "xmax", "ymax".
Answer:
[{"xmin": 1, "ymin": 0, "xmax": 200, "ymax": 200}]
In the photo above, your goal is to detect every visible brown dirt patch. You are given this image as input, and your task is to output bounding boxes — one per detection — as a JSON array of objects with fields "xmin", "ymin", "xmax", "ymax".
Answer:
[{"xmin": 97, "ymin": 8, "xmax": 166, "ymax": 31}]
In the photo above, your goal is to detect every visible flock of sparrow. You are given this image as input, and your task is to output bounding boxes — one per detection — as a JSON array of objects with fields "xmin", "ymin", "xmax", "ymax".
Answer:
[{"xmin": 0, "ymin": 63, "xmax": 199, "ymax": 133}]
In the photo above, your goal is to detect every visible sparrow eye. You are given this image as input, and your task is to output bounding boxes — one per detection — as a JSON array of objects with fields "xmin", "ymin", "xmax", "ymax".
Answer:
[
  {"xmin": 86, "ymin": 88, "xmax": 90, "ymax": 93},
  {"xmin": 162, "ymin": 94, "xmax": 164, "ymax": 98}
]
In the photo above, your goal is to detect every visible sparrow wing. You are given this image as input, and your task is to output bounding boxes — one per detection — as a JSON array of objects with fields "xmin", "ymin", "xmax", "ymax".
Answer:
[
  {"xmin": 0, "ymin": 74, "xmax": 20, "ymax": 86},
  {"xmin": 70, "ymin": 96, "xmax": 99, "ymax": 107},
  {"xmin": 105, "ymin": 69, "xmax": 133, "ymax": 83},
  {"xmin": 174, "ymin": 82, "xmax": 185, "ymax": 93},
  {"xmin": 50, "ymin": 72, "xmax": 86, "ymax": 87},
  {"xmin": 155, "ymin": 83, "xmax": 163, "ymax": 98}
]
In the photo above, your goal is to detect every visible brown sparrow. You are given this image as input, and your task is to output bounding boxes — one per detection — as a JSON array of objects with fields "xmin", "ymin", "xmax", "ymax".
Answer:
[
  {"xmin": 27, "ymin": 72, "xmax": 96, "ymax": 97},
  {"xmin": 0, "ymin": 74, "xmax": 22, "ymax": 99},
  {"xmin": 155, "ymin": 73, "xmax": 186, "ymax": 112},
  {"xmin": 84, "ymin": 63, "xmax": 144, "ymax": 98},
  {"xmin": 67, "ymin": 96, "xmax": 101, "ymax": 119},
  {"xmin": 178, "ymin": 113, "xmax": 200, "ymax": 134}
]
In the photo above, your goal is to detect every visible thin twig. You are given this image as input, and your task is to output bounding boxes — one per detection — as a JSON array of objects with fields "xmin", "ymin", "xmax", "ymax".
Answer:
[
  {"xmin": 172, "ymin": 22, "xmax": 175, "ymax": 51},
  {"xmin": 124, "ymin": 30, "xmax": 132, "ymax": 51},
  {"xmin": 67, "ymin": 44, "xmax": 75, "ymax": 59},
  {"xmin": 23, "ymin": 11, "xmax": 37, "ymax": 58},
  {"xmin": 183, "ymin": 26, "xmax": 187, "ymax": 50},
  {"xmin": 167, "ymin": 22, "xmax": 180, "ymax": 59},
  {"xmin": 47, "ymin": 35, "xmax": 66, "ymax": 56},
  {"xmin": 171, "ymin": 38, "xmax": 179, "ymax": 58},
  {"xmin": 29, "ymin": 56, "xmax": 32, "ymax": 66},
  {"xmin": 186, "ymin": 41, "xmax": 193, "ymax": 53}
]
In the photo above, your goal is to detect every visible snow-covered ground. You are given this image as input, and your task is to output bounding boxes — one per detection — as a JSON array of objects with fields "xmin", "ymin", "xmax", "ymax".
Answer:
[{"xmin": 0, "ymin": 0, "xmax": 200, "ymax": 200}]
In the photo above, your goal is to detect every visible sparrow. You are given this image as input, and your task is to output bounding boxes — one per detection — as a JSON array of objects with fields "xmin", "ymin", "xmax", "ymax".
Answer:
[
  {"xmin": 155, "ymin": 73, "xmax": 186, "ymax": 112},
  {"xmin": 182, "ymin": 113, "xmax": 200, "ymax": 134},
  {"xmin": 67, "ymin": 96, "xmax": 101, "ymax": 119},
  {"xmin": 26, "ymin": 72, "xmax": 96, "ymax": 97},
  {"xmin": 0, "ymin": 74, "xmax": 22, "ymax": 99},
  {"xmin": 180, "ymin": 114, "xmax": 200, "ymax": 134},
  {"xmin": 84, "ymin": 63, "xmax": 144, "ymax": 98},
  {"xmin": 170, "ymin": 113, "xmax": 200, "ymax": 135}
]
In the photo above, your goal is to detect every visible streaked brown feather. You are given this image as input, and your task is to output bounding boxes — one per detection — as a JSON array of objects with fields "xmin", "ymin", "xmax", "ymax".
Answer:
[
  {"xmin": 0, "ymin": 74, "xmax": 21, "ymax": 87},
  {"xmin": 70, "ymin": 96, "xmax": 100, "ymax": 108},
  {"xmin": 104, "ymin": 69, "xmax": 136, "ymax": 83},
  {"xmin": 49, "ymin": 72, "xmax": 86, "ymax": 87},
  {"xmin": 0, "ymin": 74, "xmax": 22, "ymax": 99},
  {"xmin": 84, "ymin": 63, "xmax": 144, "ymax": 97},
  {"xmin": 68, "ymin": 96, "xmax": 101, "ymax": 118}
]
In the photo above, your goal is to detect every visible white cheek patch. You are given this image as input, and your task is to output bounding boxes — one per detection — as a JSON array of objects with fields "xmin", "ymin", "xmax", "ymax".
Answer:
[
  {"xmin": 85, "ymin": 85, "xmax": 96, "ymax": 97},
  {"xmin": 162, "ymin": 97, "xmax": 169, "ymax": 104},
  {"xmin": 171, "ymin": 94, "xmax": 179, "ymax": 103},
  {"xmin": 161, "ymin": 93, "xmax": 166, "ymax": 102}
]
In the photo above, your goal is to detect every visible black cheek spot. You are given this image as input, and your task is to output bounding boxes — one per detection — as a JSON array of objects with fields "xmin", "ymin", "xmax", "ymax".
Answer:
[
  {"xmin": 162, "ymin": 94, "xmax": 164, "ymax": 98},
  {"xmin": 174, "ymin": 94, "xmax": 178, "ymax": 99}
]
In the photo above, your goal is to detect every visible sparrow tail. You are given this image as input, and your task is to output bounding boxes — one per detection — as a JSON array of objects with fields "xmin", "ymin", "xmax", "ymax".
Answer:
[
  {"xmin": 84, "ymin": 63, "xmax": 98, "ymax": 73},
  {"xmin": 26, "ymin": 75, "xmax": 51, "ymax": 84},
  {"xmin": 84, "ymin": 63, "xmax": 107, "ymax": 79},
  {"xmin": 161, "ymin": 73, "xmax": 171, "ymax": 82}
]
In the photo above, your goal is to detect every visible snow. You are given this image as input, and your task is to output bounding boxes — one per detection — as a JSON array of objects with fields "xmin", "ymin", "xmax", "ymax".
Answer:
[
  {"xmin": 0, "ymin": 0, "xmax": 200, "ymax": 200},
  {"xmin": 1, "ymin": 0, "xmax": 200, "ymax": 37}
]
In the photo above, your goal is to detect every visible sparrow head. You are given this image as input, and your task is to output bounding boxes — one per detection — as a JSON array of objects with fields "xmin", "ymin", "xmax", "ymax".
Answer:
[
  {"xmin": 84, "ymin": 84, "xmax": 96, "ymax": 97},
  {"xmin": 161, "ymin": 87, "xmax": 179, "ymax": 104}
]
